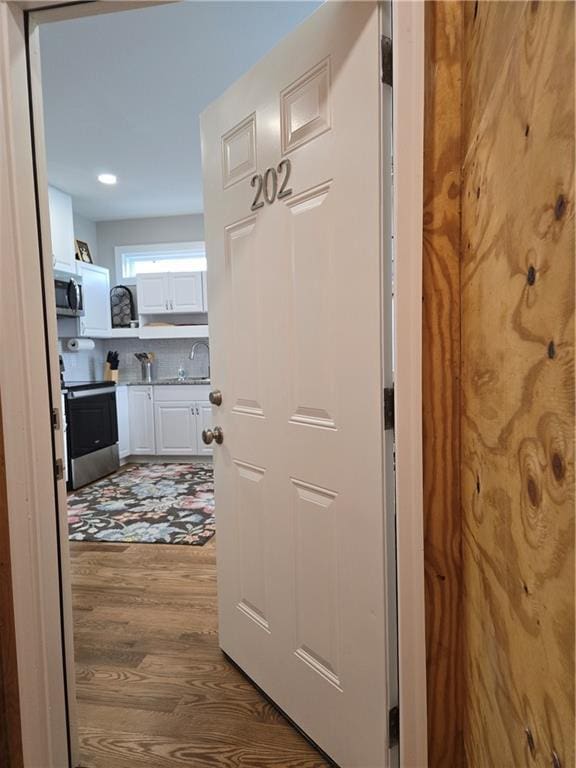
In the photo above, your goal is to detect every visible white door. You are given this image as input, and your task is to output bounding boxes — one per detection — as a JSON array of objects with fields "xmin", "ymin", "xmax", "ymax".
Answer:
[
  {"xmin": 195, "ymin": 401, "xmax": 213, "ymax": 456},
  {"xmin": 137, "ymin": 273, "xmax": 170, "ymax": 313},
  {"xmin": 128, "ymin": 386, "xmax": 155, "ymax": 454},
  {"xmin": 78, "ymin": 262, "xmax": 110, "ymax": 336},
  {"xmin": 201, "ymin": 4, "xmax": 392, "ymax": 766},
  {"xmin": 170, "ymin": 272, "xmax": 204, "ymax": 312},
  {"xmin": 154, "ymin": 401, "xmax": 197, "ymax": 454},
  {"xmin": 48, "ymin": 185, "xmax": 76, "ymax": 272}
]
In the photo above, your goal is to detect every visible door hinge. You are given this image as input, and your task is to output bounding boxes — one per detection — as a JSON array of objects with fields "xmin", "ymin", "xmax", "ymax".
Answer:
[
  {"xmin": 384, "ymin": 387, "xmax": 395, "ymax": 430},
  {"xmin": 51, "ymin": 407, "xmax": 60, "ymax": 431},
  {"xmin": 388, "ymin": 705, "xmax": 400, "ymax": 747},
  {"xmin": 54, "ymin": 458, "xmax": 64, "ymax": 482},
  {"xmin": 381, "ymin": 35, "xmax": 393, "ymax": 86}
]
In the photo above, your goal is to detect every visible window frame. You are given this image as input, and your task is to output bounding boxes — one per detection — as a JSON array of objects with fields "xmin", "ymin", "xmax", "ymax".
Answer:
[{"xmin": 114, "ymin": 241, "xmax": 206, "ymax": 284}]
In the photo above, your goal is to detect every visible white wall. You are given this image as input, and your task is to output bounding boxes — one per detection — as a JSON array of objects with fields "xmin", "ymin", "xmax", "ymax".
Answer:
[
  {"xmin": 96, "ymin": 213, "xmax": 204, "ymax": 285},
  {"xmin": 72, "ymin": 211, "xmax": 98, "ymax": 262}
]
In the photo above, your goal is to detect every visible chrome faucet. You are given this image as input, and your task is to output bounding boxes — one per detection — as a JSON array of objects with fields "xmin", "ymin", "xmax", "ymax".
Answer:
[{"xmin": 190, "ymin": 341, "xmax": 210, "ymax": 379}]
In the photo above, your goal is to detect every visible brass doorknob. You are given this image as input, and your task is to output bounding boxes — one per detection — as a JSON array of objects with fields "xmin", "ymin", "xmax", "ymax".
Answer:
[
  {"xmin": 209, "ymin": 389, "xmax": 222, "ymax": 406},
  {"xmin": 202, "ymin": 426, "xmax": 224, "ymax": 445}
]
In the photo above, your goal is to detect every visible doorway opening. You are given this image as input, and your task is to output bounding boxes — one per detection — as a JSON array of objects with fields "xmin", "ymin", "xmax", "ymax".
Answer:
[
  {"xmin": 32, "ymin": 3, "xmax": 337, "ymax": 766},
  {"xmin": 22, "ymin": 1, "xmax": 418, "ymax": 766}
]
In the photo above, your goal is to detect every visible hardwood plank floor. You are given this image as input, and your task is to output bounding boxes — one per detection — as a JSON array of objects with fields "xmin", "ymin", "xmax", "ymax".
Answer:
[{"xmin": 70, "ymin": 540, "xmax": 329, "ymax": 768}]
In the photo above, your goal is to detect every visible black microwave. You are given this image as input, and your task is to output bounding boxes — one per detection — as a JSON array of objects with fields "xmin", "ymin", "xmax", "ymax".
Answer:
[{"xmin": 54, "ymin": 270, "xmax": 84, "ymax": 317}]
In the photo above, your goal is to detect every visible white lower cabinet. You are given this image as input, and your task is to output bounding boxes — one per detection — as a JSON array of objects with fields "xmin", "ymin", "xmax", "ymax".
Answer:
[
  {"xmin": 154, "ymin": 402, "xmax": 198, "ymax": 455},
  {"xmin": 116, "ymin": 385, "xmax": 131, "ymax": 459},
  {"xmin": 196, "ymin": 401, "xmax": 214, "ymax": 456},
  {"xmin": 127, "ymin": 385, "xmax": 212, "ymax": 457},
  {"xmin": 128, "ymin": 386, "xmax": 155, "ymax": 454}
]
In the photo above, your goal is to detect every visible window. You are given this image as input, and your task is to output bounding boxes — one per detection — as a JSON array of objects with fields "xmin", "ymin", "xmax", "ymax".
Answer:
[{"xmin": 115, "ymin": 242, "xmax": 207, "ymax": 282}]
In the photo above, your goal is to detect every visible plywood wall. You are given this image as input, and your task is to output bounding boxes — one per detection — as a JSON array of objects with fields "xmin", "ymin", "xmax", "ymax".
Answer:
[
  {"xmin": 460, "ymin": 2, "xmax": 575, "ymax": 767},
  {"xmin": 422, "ymin": 3, "xmax": 464, "ymax": 766}
]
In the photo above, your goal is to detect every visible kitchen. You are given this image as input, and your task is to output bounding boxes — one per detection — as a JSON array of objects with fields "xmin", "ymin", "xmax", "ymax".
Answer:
[
  {"xmin": 52, "ymin": 185, "xmax": 215, "ymax": 493},
  {"xmin": 50, "ymin": 192, "xmax": 222, "ymax": 557}
]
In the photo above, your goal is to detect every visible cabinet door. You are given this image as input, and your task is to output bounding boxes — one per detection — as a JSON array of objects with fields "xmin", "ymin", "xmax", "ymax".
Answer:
[
  {"xmin": 116, "ymin": 385, "xmax": 130, "ymax": 459},
  {"xmin": 78, "ymin": 263, "xmax": 110, "ymax": 336},
  {"xmin": 195, "ymin": 401, "xmax": 213, "ymax": 456},
  {"xmin": 137, "ymin": 274, "xmax": 170, "ymax": 313},
  {"xmin": 48, "ymin": 186, "xmax": 76, "ymax": 272},
  {"xmin": 170, "ymin": 272, "xmax": 204, "ymax": 313},
  {"xmin": 201, "ymin": 271, "xmax": 208, "ymax": 312},
  {"xmin": 154, "ymin": 402, "xmax": 197, "ymax": 455},
  {"xmin": 128, "ymin": 387, "xmax": 155, "ymax": 454}
]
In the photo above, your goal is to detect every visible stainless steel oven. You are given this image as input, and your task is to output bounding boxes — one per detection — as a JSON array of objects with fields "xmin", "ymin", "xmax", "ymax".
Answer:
[
  {"xmin": 64, "ymin": 382, "xmax": 119, "ymax": 489},
  {"xmin": 54, "ymin": 269, "xmax": 84, "ymax": 317}
]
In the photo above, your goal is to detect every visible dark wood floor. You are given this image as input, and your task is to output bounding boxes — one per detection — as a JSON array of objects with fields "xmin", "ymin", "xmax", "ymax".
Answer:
[{"xmin": 70, "ymin": 539, "xmax": 329, "ymax": 768}]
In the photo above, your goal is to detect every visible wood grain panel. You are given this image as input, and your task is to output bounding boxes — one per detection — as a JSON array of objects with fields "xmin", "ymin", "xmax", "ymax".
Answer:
[
  {"xmin": 461, "ymin": 2, "xmax": 575, "ymax": 766},
  {"xmin": 0, "ymin": 400, "xmax": 23, "ymax": 768},
  {"xmin": 423, "ymin": 3, "xmax": 464, "ymax": 766},
  {"xmin": 70, "ymin": 540, "xmax": 330, "ymax": 768}
]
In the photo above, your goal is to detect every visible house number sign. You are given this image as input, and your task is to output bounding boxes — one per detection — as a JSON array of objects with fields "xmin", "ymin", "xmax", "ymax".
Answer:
[{"xmin": 250, "ymin": 159, "xmax": 292, "ymax": 211}]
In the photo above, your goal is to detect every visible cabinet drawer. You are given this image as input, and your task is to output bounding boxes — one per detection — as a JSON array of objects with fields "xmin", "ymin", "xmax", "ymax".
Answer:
[{"xmin": 153, "ymin": 385, "xmax": 211, "ymax": 401}]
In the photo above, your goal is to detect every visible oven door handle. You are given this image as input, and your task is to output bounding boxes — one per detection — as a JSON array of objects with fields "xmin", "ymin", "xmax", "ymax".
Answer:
[{"xmin": 67, "ymin": 387, "xmax": 116, "ymax": 399}]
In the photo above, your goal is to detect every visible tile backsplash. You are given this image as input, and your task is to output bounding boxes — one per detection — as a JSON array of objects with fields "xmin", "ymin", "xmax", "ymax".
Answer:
[
  {"xmin": 59, "ymin": 339, "xmax": 107, "ymax": 381},
  {"xmin": 114, "ymin": 338, "xmax": 210, "ymax": 382},
  {"xmin": 60, "ymin": 337, "xmax": 210, "ymax": 383}
]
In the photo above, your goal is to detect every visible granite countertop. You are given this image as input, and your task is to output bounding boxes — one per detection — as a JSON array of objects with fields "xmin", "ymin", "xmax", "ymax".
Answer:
[{"xmin": 121, "ymin": 378, "xmax": 211, "ymax": 386}]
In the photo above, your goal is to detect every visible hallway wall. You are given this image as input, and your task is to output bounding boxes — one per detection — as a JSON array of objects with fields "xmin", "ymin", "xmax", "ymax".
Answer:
[{"xmin": 460, "ymin": 2, "xmax": 574, "ymax": 766}]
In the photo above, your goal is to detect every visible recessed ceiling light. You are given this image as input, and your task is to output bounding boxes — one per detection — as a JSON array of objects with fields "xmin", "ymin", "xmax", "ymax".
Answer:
[{"xmin": 98, "ymin": 173, "xmax": 117, "ymax": 185}]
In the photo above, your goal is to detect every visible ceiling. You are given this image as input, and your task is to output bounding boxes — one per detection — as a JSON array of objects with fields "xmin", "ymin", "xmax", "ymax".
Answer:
[{"xmin": 40, "ymin": 1, "xmax": 321, "ymax": 221}]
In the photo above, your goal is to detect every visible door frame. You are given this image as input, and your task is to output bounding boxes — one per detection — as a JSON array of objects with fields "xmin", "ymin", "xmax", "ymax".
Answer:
[{"xmin": 0, "ymin": 1, "xmax": 427, "ymax": 766}]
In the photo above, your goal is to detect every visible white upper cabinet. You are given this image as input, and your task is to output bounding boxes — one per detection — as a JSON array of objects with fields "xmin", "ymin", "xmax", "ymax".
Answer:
[
  {"xmin": 137, "ymin": 274, "xmax": 171, "ymax": 314},
  {"xmin": 136, "ymin": 271, "xmax": 207, "ymax": 315},
  {"xmin": 77, "ymin": 262, "xmax": 110, "ymax": 337},
  {"xmin": 171, "ymin": 272, "xmax": 204, "ymax": 313},
  {"xmin": 48, "ymin": 186, "xmax": 76, "ymax": 273}
]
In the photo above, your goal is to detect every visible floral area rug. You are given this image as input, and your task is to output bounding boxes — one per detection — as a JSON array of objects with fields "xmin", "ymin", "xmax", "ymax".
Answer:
[{"xmin": 67, "ymin": 463, "xmax": 215, "ymax": 545}]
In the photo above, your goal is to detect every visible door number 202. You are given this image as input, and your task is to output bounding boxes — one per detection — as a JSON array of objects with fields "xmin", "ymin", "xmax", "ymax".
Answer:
[{"xmin": 250, "ymin": 159, "xmax": 292, "ymax": 211}]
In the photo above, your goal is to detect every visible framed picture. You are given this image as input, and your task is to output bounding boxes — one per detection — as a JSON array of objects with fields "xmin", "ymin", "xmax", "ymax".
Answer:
[{"xmin": 75, "ymin": 239, "xmax": 92, "ymax": 264}]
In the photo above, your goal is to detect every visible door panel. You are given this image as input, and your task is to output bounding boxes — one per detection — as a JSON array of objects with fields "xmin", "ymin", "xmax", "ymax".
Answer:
[
  {"xmin": 291, "ymin": 478, "xmax": 340, "ymax": 689},
  {"xmin": 234, "ymin": 459, "xmax": 269, "ymax": 630},
  {"xmin": 225, "ymin": 217, "xmax": 265, "ymax": 418},
  {"xmin": 286, "ymin": 183, "xmax": 337, "ymax": 429},
  {"xmin": 201, "ymin": 4, "xmax": 391, "ymax": 765}
]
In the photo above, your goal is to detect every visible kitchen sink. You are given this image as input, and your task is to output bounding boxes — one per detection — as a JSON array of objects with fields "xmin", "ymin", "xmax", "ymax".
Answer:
[{"xmin": 157, "ymin": 377, "xmax": 211, "ymax": 385}]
